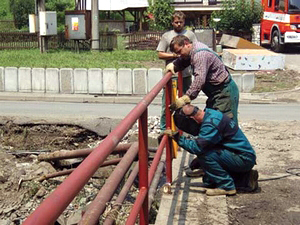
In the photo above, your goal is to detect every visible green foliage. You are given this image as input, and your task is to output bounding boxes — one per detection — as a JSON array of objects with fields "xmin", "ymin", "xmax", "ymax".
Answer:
[
  {"xmin": 0, "ymin": 0, "xmax": 13, "ymax": 19},
  {"xmin": 9, "ymin": 0, "xmax": 34, "ymax": 29},
  {"xmin": 209, "ymin": 0, "xmax": 263, "ymax": 33},
  {"xmin": 46, "ymin": 0, "xmax": 75, "ymax": 32},
  {"xmin": 147, "ymin": 0, "xmax": 174, "ymax": 31}
]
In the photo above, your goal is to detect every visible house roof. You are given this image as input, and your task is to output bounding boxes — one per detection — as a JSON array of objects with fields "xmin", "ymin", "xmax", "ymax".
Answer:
[{"xmin": 85, "ymin": 0, "xmax": 148, "ymax": 11}]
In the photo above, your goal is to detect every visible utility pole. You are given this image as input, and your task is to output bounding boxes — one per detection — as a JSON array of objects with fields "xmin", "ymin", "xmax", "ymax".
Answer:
[
  {"xmin": 91, "ymin": 0, "xmax": 99, "ymax": 51},
  {"xmin": 36, "ymin": 0, "xmax": 48, "ymax": 53}
]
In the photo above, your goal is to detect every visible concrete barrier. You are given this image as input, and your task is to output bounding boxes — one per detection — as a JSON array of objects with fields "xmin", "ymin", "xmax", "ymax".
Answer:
[{"xmin": 0, "ymin": 67, "xmax": 256, "ymax": 95}]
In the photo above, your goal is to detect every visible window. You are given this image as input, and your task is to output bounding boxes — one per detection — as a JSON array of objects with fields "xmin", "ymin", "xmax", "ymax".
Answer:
[{"xmin": 268, "ymin": 0, "xmax": 272, "ymax": 7}]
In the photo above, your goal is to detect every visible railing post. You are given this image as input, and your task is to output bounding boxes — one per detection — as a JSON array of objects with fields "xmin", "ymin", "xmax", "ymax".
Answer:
[
  {"xmin": 165, "ymin": 78, "xmax": 173, "ymax": 183},
  {"xmin": 177, "ymin": 71, "xmax": 183, "ymax": 97},
  {"xmin": 138, "ymin": 109, "xmax": 148, "ymax": 225}
]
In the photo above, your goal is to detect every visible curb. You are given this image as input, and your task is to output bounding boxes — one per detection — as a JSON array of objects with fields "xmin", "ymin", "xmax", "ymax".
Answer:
[{"xmin": 0, "ymin": 88, "xmax": 299, "ymax": 104}]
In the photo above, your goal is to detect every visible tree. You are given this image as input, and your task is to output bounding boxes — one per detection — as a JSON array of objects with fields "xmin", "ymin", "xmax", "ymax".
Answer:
[
  {"xmin": 147, "ymin": 0, "xmax": 174, "ymax": 31},
  {"xmin": 209, "ymin": 0, "xmax": 263, "ymax": 33},
  {"xmin": 9, "ymin": 0, "xmax": 34, "ymax": 29}
]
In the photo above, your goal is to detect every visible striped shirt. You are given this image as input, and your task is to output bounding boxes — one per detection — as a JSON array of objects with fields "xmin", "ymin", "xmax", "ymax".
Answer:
[{"xmin": 177, "ymin": 42, "xmax": 229, "ymax": 100}]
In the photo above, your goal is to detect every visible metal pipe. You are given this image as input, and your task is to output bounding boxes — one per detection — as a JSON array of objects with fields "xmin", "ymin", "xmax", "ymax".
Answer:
[
  {"xmin": 103, "ymin": 164, "xmax": 139, "ymax": 225},
  {"xmin": 79, "ymin": 142, "xmax": 139, "ymax": 225},
  {"xmin": 165, "ymin": 78, "xmax": 173, "ymax": 183},
  {"xmin": 148, "ymin": 135, "xmax": 167, "ymax": 185},
  {"xmin": 37, "ymin": 158, "xmax": 122, "ymax": 182},
  {"xmin": 178, "ymin": 71, "xmax": 183, "ymax": 97},
  {"xmin": 148, "ymin": 153, "xmax": 166, "ymax": 210},
  {"xmin": 138, "ymin": 110, "xmax": 149, "ymax": 225},
  {"xmin": 23, "ymin": 72, "xmax": 172, "ymax": 225},
  {"xmin": 125, "ymin": 187, "xmax": 148, "ymax": 225},
  {"xmin": 38, "ymin": 143, "xmax": 132, "ymax": 161}
]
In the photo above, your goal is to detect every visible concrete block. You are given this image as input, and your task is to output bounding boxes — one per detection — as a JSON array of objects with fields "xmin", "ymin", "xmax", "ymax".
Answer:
[
  {"xmin": 46, "ymin": 68, "xmax": 59, "ymax": 93},
  {"xmin": 0, "ymin": 67, "xmax": 4, "ymax": 91},
  {"xmin": 231, "ymin": 74, "xmax": 242, "ymax": 92},
  {"xmin": 194, "ymin": 28, "xmax": 215, "ymax": 50},
  {"xmin": 242, "ymin": 73, "xmax": 255, "ymax": 92},
  {"xmin": 133, "ymin": 68, "xmax": 147, "ymax": 95},
  {"xmin": 88, "ymin": 68, "xmax": 102, "ymax": 94},
  {"xmin": 220, "ymin": 34, "xmax": 264, "ymax": 49},
  {"xmin": 4, "ymin": 67, "xmax": 18, "ymax": 92},
  {"xmin": 222, "ymin": 49, "xmax": 285, "ymax": 70},
  {"xmin": 60, "ymin": 68, "xmax": 73, "ymax": 94},
  {"xmin": 118, "ymin": 68, "xmax": 132, "ymax": 94},
  {"xmin": 103, "ymin": 68, "xmax": 117, "ymax": 94},
  {"xmin": 32, "ymin": 68, "xmax": 45, "ymax": 92},
  {"xmin": 18, "ymin": 67, "xmax": 32, "ymax": 92},
  {"xmin": 148, "ymin": 68, "xmax": 163, "ymax": 93},
  {"xmin": 74, "ymin": 68, "xmax": 88, "ymax": 94}
]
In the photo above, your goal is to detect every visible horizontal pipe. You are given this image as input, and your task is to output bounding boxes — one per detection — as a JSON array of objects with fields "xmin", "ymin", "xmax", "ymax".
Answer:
[
  {"xmin": 23, "ymin": 72, "xmax": 172, "ymax": 225},
  {"xmin": 125, "ymin": 187, "xmax": 148, "ymax": 225},
  {"xmin": 37, "ymin": 158, "xmax": 122, "ymax": 182},
  {"xmin": 38, "ymin": 143, "xmax": 132, "ymax": 161},
  {"xmin": 79, "ymin": 142, "xmax": 139, "ymax": 225}
]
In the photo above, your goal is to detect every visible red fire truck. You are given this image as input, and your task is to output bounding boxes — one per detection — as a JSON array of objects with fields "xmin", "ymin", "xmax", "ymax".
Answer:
[{"xmin": 260, "ymin": 0, "xmax": 300, "ymax": 52}]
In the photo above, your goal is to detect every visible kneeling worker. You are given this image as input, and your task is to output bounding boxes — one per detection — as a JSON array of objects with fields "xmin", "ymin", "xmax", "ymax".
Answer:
[{"xmin": 164, "ymin": 104, "xmax": 258, "ymax": 196}]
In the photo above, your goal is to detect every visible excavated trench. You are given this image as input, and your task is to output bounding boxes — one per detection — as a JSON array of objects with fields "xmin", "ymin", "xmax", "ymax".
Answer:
[{"xmin": 0, "ymin": 122, "xmax": 162, "ymax": 224}]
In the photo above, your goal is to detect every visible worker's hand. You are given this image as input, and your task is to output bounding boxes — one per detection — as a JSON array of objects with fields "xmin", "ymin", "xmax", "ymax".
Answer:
[
  {"xmin": 165, "ymin": 63, "xmax": 175, "ymax": 75},
  {"xmin": 163, "ymin": 129, "xmax": 180, "ymax": 142},
  {"xmin": 169, "ymin": 95, "xmax": 191, "ymax": 112}
]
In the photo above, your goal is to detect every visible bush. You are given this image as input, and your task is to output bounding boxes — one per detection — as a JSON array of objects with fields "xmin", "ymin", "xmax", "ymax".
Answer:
[
  {"xmin": 147, "ymin": 0, "xmax": 174, "ymax": 31},
  {"xmin": 209, "ymin": 0, "xmax": 263, "ymax": 33}
]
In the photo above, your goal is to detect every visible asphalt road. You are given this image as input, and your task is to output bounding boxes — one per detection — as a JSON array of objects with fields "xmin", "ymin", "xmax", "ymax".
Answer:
[{"xmin": 0, "ymin": 101, "xmax": 299, "ymax": 121}]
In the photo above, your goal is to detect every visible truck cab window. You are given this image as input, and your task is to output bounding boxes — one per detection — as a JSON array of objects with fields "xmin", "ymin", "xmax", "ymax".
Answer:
[
  {"xmin": 279, "ymin": 0, "xmax": 285, "ymax": 11},
  {"xmin": 268, "ymin": 0, "xmax": 272, "ymax": 7},
  {"xmin": 289, "ymin": 0, "xmax": 300, "ymax": 11}
]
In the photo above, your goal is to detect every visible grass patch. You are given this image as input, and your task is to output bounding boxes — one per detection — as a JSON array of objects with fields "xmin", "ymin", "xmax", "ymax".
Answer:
[
  {"xmin": 252, "ymin": 70, "xmax": 300, "ymax": 92},
  {"xmin": 0, "ymin": 49, "xmax": 164, "ymax": 69}
]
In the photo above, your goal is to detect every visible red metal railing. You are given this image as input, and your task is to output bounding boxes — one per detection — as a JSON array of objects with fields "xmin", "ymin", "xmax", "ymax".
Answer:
[{"xmin": 23, "ymin": 71, "xmax": 183, "ymax": 225}]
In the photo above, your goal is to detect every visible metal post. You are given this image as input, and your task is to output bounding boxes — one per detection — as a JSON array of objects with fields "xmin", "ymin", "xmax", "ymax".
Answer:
[
  {"xmin": 177, "ymin": 71, "xmax": 183, "ymax": 97},
  {"xmin": 37, "ymin": 0, "xmax": 46, "ymax": 53},
  {"xmin": 91, "ymin": 0, "xmax": 99, "ymax": 51},
  {"xmin": 165, "ymin": 79, "xmax": 173, "ymax": 183},
  {"xmin": 138, "ymin": 109, "xmax": 148, "ymax": 225}
]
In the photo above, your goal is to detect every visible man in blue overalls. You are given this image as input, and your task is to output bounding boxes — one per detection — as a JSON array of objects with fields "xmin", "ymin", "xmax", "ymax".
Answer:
[
  {"xmin": 164, "ymin": 104, "xmax": 258, "ymax": 196},
  {"xmin": 165, "ymin": 34, "xmax": 240, "ymax": 177}
]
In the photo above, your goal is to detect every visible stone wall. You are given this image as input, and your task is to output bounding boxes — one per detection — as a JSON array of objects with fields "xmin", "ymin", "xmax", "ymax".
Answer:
[{"xmin": 0, "ymin": 67, "xmax": 255, "ymax": 94}]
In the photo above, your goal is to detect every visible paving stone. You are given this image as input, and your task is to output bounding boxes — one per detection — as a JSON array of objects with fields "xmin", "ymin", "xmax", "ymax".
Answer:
[
  {"xmin": 18, "ymin": 67, "xmax": 32, "ymax": 92},
  {"xmin": 103, "ymin": 68, "xmax": 117, "ymax": 94},
  {"xmin": 46, "ymin": 68, "xmax": 60, "ymax": 93},
  {"xmin": 88, "ymin": 68, "xmax": 102, "ymax": 94},
  {"xmin": 148, "ymin": 68, "xmax": 163, "ymax": 93},
  {"xmin": 231, "ymin": 74, "xmax": 242, "ymax": 92},
  {"xmin": 0, "ymin": 67, "xmax": 4, "ymax": 92},
  {"xmin": 242, "ymin": 73, "xmax": 255, "ymax": 93},
  {"xmin": 4, "ymin": 67, "xmax": 18, "ymax": 92},
  {"xmin": 32, "ymin": 68, "xmax": 45, "ymax": 92},
  {"xmin": 118, "ymin": 68, "xmax": 132, "ymax": 94},
  {"xmin": 60, "ymin": 68, "xmax": 73, "ymax": 94},
  {"xmin": 133, "ymin": 68, "xmax": 147, "ymax": 95},
  {"xmin": 74, "ymin": 68, "xmax": 88, "ymax": 94}
]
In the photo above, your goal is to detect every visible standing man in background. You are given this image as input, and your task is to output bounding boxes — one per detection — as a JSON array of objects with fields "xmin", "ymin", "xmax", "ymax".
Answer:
[{"xmin": 156, "ymin": 11, "xmax": 197, "ymax": 132}]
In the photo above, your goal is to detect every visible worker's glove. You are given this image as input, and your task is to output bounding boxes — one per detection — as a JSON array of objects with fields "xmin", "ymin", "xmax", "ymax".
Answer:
[
  {"xmin": 163, "ymin": 129, "xmax": 180, "ymax": 142},
  {"xmin": 169, "ymin": 95, "xmax": 191, "ymax": 112},
  {"xmin": 189, "ymin": 158, "xmax": 202, "ymax": 170},
  {"xmin": 164, "ymin": 63, "xmax": 176, "ymax": 75}
]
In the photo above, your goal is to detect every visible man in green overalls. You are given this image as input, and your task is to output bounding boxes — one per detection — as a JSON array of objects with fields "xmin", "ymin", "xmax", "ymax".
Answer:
[
  {"xmin": 166, "ymin": 35, "xmax": 239, "ymax": 124},
  {"xmin": 165, "ymin": 34, "xmax": 240, "ymax": 177}
]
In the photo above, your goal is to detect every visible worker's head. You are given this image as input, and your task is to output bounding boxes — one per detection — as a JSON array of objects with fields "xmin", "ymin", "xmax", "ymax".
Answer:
[
  {"xmin": 172, "ymin": 11, "xmax": 186, "ymax": 33},
  {"xmin": 182, "ymin": 104, "xmax": 204, "ymax": 124},
  {"xmin": 173, "ymin": 104, "xmax": 203, "ymax": 136},
  {"xmin": 170, "ymin": 35, "xmax": 192, "ymax": 58}
]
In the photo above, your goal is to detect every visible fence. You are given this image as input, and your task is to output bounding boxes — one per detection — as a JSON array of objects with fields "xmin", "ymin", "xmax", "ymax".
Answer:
[
  {"xmin": 22, "ymin": 71, "xmax": 177, "ymax": 225},
  {"xmin": 122, "ymin": 31, "xmax": 164, "ymax": 50},
  {"xmin": 0, "ymin": 31, "xmax": 117, "ymax": 50}
]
